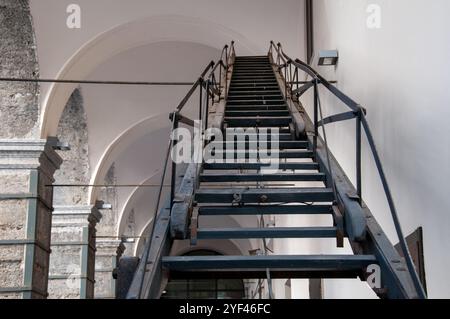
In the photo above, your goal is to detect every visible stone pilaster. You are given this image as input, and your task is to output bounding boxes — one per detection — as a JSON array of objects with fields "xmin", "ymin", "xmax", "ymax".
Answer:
[
  {"xmin": 48, "ymin": 205, "xmax": 101, "ymax": 299},
  {"xmin": 0, "ymin": 139, "xmax": 62, "ymax": 299},
  {"xmin": 94, "ymin": 238, "xmax": 125, "ymax": 299}
]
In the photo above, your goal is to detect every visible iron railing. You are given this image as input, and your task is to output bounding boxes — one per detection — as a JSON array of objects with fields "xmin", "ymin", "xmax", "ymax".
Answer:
[
  {"xmin": 269, "ymin": 41, "xmax": 426, "ymax": 299},
  {"xmin": 127, "ymin": 41, "xmax": 235, "ymax": 299}
]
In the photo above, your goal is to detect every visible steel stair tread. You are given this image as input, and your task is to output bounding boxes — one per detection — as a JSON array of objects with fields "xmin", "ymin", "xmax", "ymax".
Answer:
[
  {"xmin": 195, "ymin": 227, "xmax": 340, "ymax": 239},
  {"xmin": 199, "ymin": 173, "xmax": 325, "ymax": 183},
  {"xmin": 195, "ymin": 188, "xmax": 335, "ymax": 203},
  {"xmin": 162, "ymin": 255, "xmax": 377, "ymax": 271},
  {"xmin": 198, "ymin": 205, "xmax": 333, "ymax": 216},
  {"xmin": 203, "ymin": 162, "xmax": 319, "ymax": 170}
]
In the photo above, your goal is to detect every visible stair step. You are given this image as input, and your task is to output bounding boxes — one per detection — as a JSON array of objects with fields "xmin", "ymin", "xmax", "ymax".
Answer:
[
  {"xmin": 200, "ymin": 173, "xmax": 325, "ymax": 183},
  {"xmin": 225, "ymin": 110, "xmax": 290, "ymax": 117},
  {"xmin": 195, "ymin": 188, "xmax": 334, "ymax": 203},
  {"xmin": 224, "ymin": 116, "xmax": 291, "ymax": 127},
  {"xmin": 203, "ymin": 162, "xmax": 319, "ymax": 170},
  {"xmin": 233, "ymin": 69, "xmax": 274, "ymax": 78},
  {"xmin": 231, "ymin": 78, "xmax": 277, "ymax": 83},
  {"xmin": 223, "ymin": 127, "xmax": 292, "ymax": 133},
  {"xmin": 233, "ymin": 68, "xmax": 272, "ymax": 72},
  {"xmin": 233, "ymin": 65, "xmax": 271, "ymax": 69},
  {"xmin": 198, "ymin": 204, "xmax": 332, "ymax": 216},
  {"xmin": 228, "ymin": 95, "xmax": 283, "ymax": 101},
  {"xmin": 226, "ymin": 105, "xmax": 288, "ymax": 110},
  {"xmin": 230, "ymin": 82, "xmax": 278, "ymax": 87},
  {"xmin": 232, "ymin": 76, "xmax": 276, "ymax": 80},
  {"xmin": 235, "ymin": 56, "xmax": 269, "ymax": 60},
  {"xmin": 223, "ymin": 133, "xmax": 293, "ymax": 141},
  {"xmin": 234, "ymin": 67, "xmax": 272, "ymax": 69},
  {"xmin": 205, "ymin": 150, "xmax": 313, "ymax": 159},
  {"xmin": 228, "ymin": 90, "xmax": 281, "ymax": 96},
  {"xmin": 212, "ymin": 141, "xmax": 308, "ymax": 149},
  {"xmin": 227, "ymin": 100, "xmax": 286, "ymax": 106},
  {"xmin": 229, "ymin": 86, "xmax": 279, "ymax": 92},
  {"xmin": 196, "ymin": 227, "xmax": 339, "ymax": 239},
  {"xmin": 162, "ymin": 255, "xmax": 377, "ymax": 278}
]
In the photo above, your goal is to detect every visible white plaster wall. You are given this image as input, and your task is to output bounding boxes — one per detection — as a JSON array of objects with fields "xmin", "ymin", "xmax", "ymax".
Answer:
[{"xmin": 299, "ymin": 0, "xmax": 450, "ymax": 298}]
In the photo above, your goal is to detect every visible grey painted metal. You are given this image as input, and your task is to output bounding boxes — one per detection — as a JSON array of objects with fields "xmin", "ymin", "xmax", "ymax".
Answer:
[
  {"xmin": 318, "ymin": 110, "xmax": 357, "ymax": 127},
  {"xmin": 126, "ymin": 202, "xmax": 172, "ymax": 299},
  {"xmin": 225, "ymin": 110, "xmax": 290, "ymax": 117},
  {"xmin": 223, "ymin": 132, "xmax": 293, "ymax": 140},
  {"xmin": 227, "ymin": 99, "xmax": 286, "ymax": 106},
  {"xmin": 224, "ymin": 116, "xmax": 291, "ymax": 127},
  {"xmin": 199, "ymin": 173, "xmax": 325, "ymax": 183},
  {"xmin": 292, "ymin": 80, "xmax": 315, "ymax": 97},
  {"xmin": 196, "ymin": 227, "xmax": 339, "ymax": 239},
  {"xmin": 195, "ymin": 188, "xmax": 334, "ymax": 203},
  {"xmin": 170, "ymin": 161, "xmax": 201, "ymax": 239},
  {"xmin": 207, "ymin": 149, "xmax": 313, "ymax": 159},
  {"xmin": 198, "ymin": 205, "xmax": 332, "ymax": 216},
  {"xmin": 203, "ymin": 162, "xmax": 319, "ymax": 170},
  {"xmin": 167, "ymin": 269, "xmax": 361, "ymax": 280},
  {"xmin": 162, "ymin": 255, "xmax": 377, "ymax": 271},
  {"xmin": 211, "ymin": 140, "xmax": 309, "ymax": 149}
]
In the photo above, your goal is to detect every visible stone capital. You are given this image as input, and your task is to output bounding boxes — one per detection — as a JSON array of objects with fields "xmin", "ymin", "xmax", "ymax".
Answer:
[
  {"xmin": 0, "ymin": 139, "xmax": 62, "ymax": 176},
  {"xmin": 52, "ymin": 205, "xmax": 102, "ymax": 226}
]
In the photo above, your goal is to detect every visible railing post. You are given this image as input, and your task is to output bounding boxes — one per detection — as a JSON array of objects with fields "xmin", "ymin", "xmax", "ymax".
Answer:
[
  {"xmin": 205, "ymin": 80, "xmax": 210, "ymax": 131},
  {"xmin": 170, "ymin": 113, "xmax": 179, "ymax": 208},
  {"xmin": 218, "ymin": 63, "xmax": 222, "ymax": 90},
  {"xmin": 277, "ymin": 43, "xmax": 281, "ymax": 65},
  {"xmin": 313, "ymin": 79, "xmax": 319, "ymax": 152},
  {"xmin": 225, "ymin": 47, "xmax": 228, "ymax": 68},
  {"xmin": 284, "ymin": 65, "xmax": 288, "ymax": 101},
  {"xmin": 199, "ymin": 78, "xmax": 203, "ymax": 121},
  {"xmin": 356, "ymin": 108, "xmax": 362, "ymax": 204},
  {"xmin": 224, "ymin": 62, "xmax": 228, "ymax": 101}
]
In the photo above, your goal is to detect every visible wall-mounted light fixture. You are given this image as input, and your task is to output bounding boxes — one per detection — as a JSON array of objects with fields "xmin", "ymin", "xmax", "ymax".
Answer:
[
  {"xmin": 318, "ymin": 50, "xmax": 339, "ymax": 66},
  {"xmin": 48, "ymin": 136, "xmax": 71, "ymax": 151},
  {"xmin": 121, "ymin": 237, "xmax": 136, "ymax": 243},
  {"xmin": 95, "ymin": 200, "xmax": 112, "ymax": 210}
]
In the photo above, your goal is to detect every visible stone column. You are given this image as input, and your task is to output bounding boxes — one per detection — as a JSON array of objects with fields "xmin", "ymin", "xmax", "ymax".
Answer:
[
  {"xmin": 48, "ymin": 206, "xmax": 101, "ymax": 299},
  {"xmin": 0, "ymin": 139, "xmax": 62, "ymax": 299},
  {"xmin": 94, "ymin": 238, "xmax": 125, "ymax": 299}
]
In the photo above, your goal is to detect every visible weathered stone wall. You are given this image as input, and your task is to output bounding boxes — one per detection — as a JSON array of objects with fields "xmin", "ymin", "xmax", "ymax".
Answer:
[
  {"xmin": 97, "ymin": 165, "xmax": 119, "ymax": 237},
  {"xmin": 53, "ymin": 88, "xmax": 90, "ymax": 206},
  {"xmin": 0, "ymin": 141, "xmax": 62, "ymax": 298},
  {"xmin": 0, "ymin": 0, "xmax": 40, "ymax": 139},
  {"xmin": 48, "ymin": 88, "xmax": 100, "ymax": 299},
  {"xmin": 95, "ymin": 164, "xmax": 123, "ymax": 298}
]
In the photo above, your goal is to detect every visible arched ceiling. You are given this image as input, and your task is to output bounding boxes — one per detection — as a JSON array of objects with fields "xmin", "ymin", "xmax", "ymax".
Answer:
[{"xmin": 28, "ymin": 0, "xmax": 307, "ymax": 257}]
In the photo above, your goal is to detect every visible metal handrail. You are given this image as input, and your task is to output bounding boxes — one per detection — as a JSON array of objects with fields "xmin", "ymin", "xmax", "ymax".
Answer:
[
  {"xmin": 269, "ymin": 41, "xmax": 426, "ymax": 299},
  {"xmin": 128, "ymin": 42, "xmax": 234, "ymax": 299}
]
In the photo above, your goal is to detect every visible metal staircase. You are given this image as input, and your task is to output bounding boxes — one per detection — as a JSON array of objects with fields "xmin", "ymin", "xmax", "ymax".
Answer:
[{"xmin": 124, "ymin": 42, "xmax": 426, "ymax": 299}]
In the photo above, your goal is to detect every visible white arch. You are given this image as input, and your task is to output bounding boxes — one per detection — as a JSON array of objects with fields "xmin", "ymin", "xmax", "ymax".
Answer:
[
  {"xmin": 116, "ymin": 172, "xmax": 162, "ymax": 237},
  {"xmin": 39, "ymin": 14, "xmax": 261, "ymax": 138},
  {"xmin": 134, "ymin": 216, "xmax": 254, "ymax": 257},
  {"xmin": 88, "ymin": 113, "xmax": 169, "ymax": 204}
]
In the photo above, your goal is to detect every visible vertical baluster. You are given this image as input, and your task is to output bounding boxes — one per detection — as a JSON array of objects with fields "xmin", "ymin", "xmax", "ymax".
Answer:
[
  {"xmin": 170, "ymin": 114, "xmax": 179, "ymax": 208},
  {"xmin": 313, "ymin": 79, "xmax": 319, "ymax": 152},
  {"xmin": 356, "ymin": 109, "xmax": 362, "ymax": 204}
]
